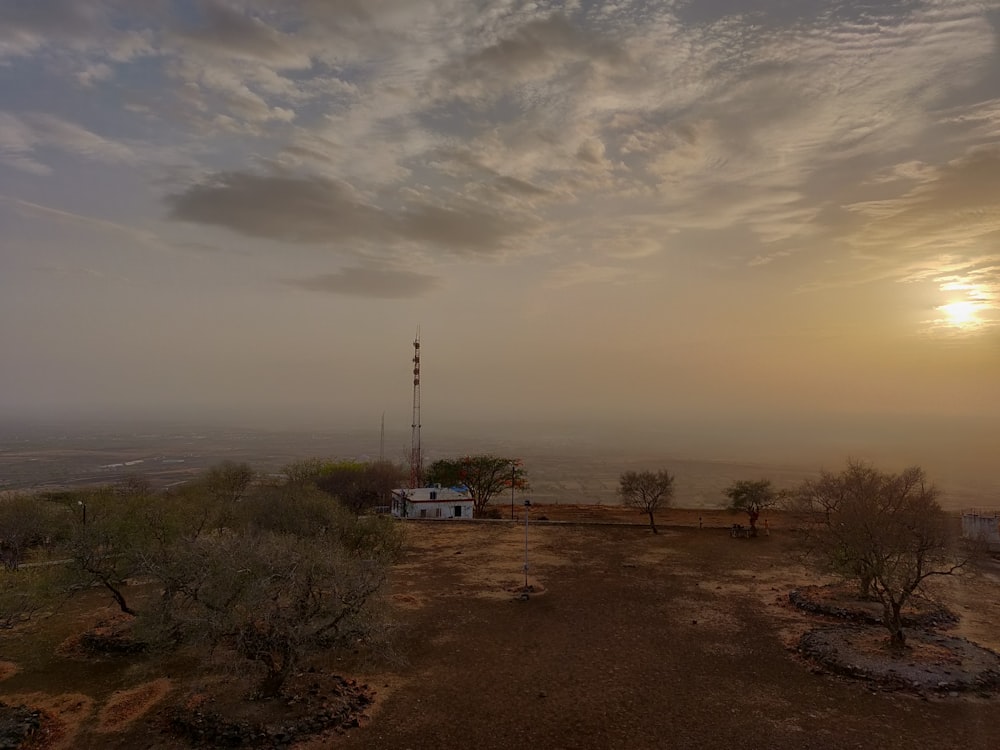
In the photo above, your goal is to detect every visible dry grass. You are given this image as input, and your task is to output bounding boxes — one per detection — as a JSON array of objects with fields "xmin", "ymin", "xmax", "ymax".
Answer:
[
  {"xmin": 94, "ymin": 678, "xmax": 172, "ymax": 733},
  {"xmin": 0, "ymin": 661, "xmax": 18, "ymax": 682},
  {"xmin": 5, "ymin": 692, "xmax": 93, "ymax": 750}
]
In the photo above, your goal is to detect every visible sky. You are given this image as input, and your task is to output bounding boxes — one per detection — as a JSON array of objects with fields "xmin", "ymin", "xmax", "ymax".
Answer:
[{"xmin": 1, "ymin": 0, "xmax": 999, "ymax": 470}]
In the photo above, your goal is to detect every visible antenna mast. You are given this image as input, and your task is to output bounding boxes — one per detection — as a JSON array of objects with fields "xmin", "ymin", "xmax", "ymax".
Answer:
[{"xmin": 409, "ymin": 329, "xmax": 422, "ymax": 488}]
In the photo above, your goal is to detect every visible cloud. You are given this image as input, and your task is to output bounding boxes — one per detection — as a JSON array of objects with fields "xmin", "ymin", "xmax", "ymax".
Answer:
[
  {"xmin": 288, "ymin": 265, "xmax": 441, "ymax": 298},
  {"xmin": 546, "ymin": 262, "xmax": 639, "ymax": 289},
  {"xmin": 0, "ymin": 112, "xmax": 135, "ymax": 173},
  {"xmin": 0, "ymin": 113, "xmax": 50, "ymax": 175},
  {"xmin": 845, "ymin": 147, "xmax": 1000, "ymax": 252},
  {"xmin": 170, "ymin": 1, "xmax": 309, "ymax": 68},
  {"xmin": 166, "ymin": 172, "xmax": 386, "ymax": 243},
  {"xmin": 445, "ymin": 12, "xmax": 626, "ymax": 94},
  {"xmin": 0, "ymin": 1, "xmax": 155, "ymax": 61},
  {"xmin": 1, "ymin": 195, "xmax": 159, "ymax": 246},
  {"xmin": 166, "ymin": 171, "xmax": 524, "ymax": 255}
]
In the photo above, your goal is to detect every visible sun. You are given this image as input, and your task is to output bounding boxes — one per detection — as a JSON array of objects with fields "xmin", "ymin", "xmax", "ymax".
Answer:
[{"xmin": 937, "ymin": 300, "xmax": 982, "ymax": 330}]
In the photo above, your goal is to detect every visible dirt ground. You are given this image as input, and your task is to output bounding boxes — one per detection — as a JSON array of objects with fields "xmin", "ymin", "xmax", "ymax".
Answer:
[{"xmin": 1, "ymin": 506, "xmax": 998, "ymax": 749}]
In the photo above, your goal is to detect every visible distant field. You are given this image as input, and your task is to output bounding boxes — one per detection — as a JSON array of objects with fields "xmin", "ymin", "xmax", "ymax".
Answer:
[{"xmin": 0, "ymin": 426, "xmax": 995, "ymax": 511}]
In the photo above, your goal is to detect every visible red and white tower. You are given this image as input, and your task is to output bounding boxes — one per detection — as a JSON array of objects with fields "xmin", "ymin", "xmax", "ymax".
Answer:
[{"xmin": 409, "ymin": 330, "xmax": 422, "ymax": 488}]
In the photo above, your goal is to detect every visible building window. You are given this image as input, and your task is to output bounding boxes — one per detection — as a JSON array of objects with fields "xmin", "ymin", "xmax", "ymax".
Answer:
[
  {"xmin": 435, "ymin": 508, "xmax": 442, "ymax": 517},
  {"xmin": 454, "ymin": 506, "xmax": 462, "ymax": 517},
  {"xmin": 429, "ymin": 491, "xmax": 437, "ymax": 500},
  {"xmin": 419, "ymin": 509, "xmax": 427, "ymax": 518}
]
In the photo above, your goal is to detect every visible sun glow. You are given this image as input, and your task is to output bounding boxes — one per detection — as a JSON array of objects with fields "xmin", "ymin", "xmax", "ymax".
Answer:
[
  {"xmin": 929, "ymin": 274, "xmax": 998, "ymax": 334},
  {"xmin": 936, "ymin": 300, "xmax": 985, "ymax": 330}
]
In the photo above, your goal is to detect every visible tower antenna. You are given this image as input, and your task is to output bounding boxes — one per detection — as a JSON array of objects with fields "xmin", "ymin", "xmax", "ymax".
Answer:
[{"xmin": 409, "ymin": 328, "xmax": 422, "ymax": 488}]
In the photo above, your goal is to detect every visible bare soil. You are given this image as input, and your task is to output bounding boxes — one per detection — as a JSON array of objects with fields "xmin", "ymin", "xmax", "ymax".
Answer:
[{"xmin": 1, "ymin": 506, "xmax": 998, "ymax": 749}]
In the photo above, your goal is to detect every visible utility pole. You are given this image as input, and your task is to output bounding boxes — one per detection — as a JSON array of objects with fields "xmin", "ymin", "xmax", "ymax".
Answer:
[
  {"xmin": 510, "ymin": 460, "xmax": 516, "ymax": 520},
  {"xmin": 523, "ymin": 499, "xmax": 531, "ymax": 591}
]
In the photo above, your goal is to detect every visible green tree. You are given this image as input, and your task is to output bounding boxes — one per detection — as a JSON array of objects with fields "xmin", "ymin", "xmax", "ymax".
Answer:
[
  {"xmin": 618, "ymin": 470, "xmax": 675, "ymax": 534},
  {"xmin": 798, "ymin": 461, "xmax": 966, "ymax": 647},
  {"xmin": 147, "ymin": 482, "xmax": 404, "ymax": 698},
  {"xmin": 315, "ymin": 460, "xmax": 407, "ymax": 515},
  {"xmin": 425, "ymin": 456, "xmax": 528, "ymax": 518},
  {"xmin": 724, "ymin": 479, "xmax": 778, "ymax": 537}
]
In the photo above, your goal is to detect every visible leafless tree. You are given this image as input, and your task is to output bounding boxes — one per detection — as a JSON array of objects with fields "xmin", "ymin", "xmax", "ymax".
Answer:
[
  {"xmin": 798, "ymin": 461, "xmax": 968, "ymax": 647},
  {"xmin": 619, "ymin": 470, "xmax": 675, "ymax": 534},
  {"xmin": 0, "ymin": 493, "xmax": 68, "ymax": 570}
]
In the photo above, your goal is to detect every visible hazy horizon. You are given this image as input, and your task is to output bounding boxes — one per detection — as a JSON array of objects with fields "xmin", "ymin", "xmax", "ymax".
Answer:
[
  {"xmin": 2, "ymin": 1, "xmax": 998, "ymax": 489},
  {"xmin": 2, "ymin": 412, "xmax": 996, "ymax": 509}
]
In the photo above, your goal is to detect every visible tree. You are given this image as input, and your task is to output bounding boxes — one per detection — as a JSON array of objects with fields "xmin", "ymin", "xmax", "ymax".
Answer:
[
  {"xmin": 0, "ymin": 493, "xmax": 70, "ymax": 570},
  {"xmin": 618, "ymin": 470, "xmax": 675, "ymax": 534},
  {"xmin": 204, "ymin": 461, "xmax": 256, "ymax": 504},
  {"xmin": 146, "ymin": 483, "xmax": 404, "ymax": 697},
  {"xmin": 315, "ymin": 460, "xmax": 407, "ymax": 515},
  {"xmin": 67, "ymin": 487, "xmax": 152, "ymax": 616},
  {"xmin": 724, "ymin": 479, "xmax": 778, "ymax": 537},
  {"xmin": 425, "ymin": 456, "xmax": 528, "ymax": 518},
  {"xmin": 798, "ymin": 461, "xmax": 966, "ymax": 648},
  {"xmin": 1, "ymin": 566, "xmax": 68, "ymax": 630}
]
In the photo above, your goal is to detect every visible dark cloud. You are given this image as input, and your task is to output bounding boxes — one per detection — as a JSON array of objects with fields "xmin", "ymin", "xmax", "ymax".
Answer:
[
  {"xmin": 465, "ymin": 14, "xmax": 623, "ymax": 75},
  {"xmin": 494, "ymin": 175, "xmax": 551, "ymax": 197},
  {"xmin": 0, "ymin": 0, "xmax": 100, "ymax": 38},
  {"xmin": 166, "ymin": 171, "xmax": 521, "ymax": 254},
  {"xmin": 442, "ymin": 12, "xmax": 626, "ymax": 94},
  {"xmin": 171, "ymin": 0, "xmax": 302, "ymax": 65},
  {"xmin": 166, "ymin": 172, "xmax": 387, "ymax": 243},
  {"xmin": 288, "ymin": 266, "xmax": 440, "ymax": 298},
  {"xmin": 400, "ymin": 203, "xmax": 510, "ymax": 253}
]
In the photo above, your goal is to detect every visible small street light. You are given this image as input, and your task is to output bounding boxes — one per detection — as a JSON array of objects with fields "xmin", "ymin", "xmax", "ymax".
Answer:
[{"xmin": 77, "ymin": 500, "xmax": 87, "ymax": 526}]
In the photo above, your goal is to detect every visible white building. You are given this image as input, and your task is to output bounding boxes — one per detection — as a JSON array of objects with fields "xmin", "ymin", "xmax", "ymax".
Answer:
[
  {"xmin": 391, "ymin": 486, "xmax": 475, "ymax": 520},
  {"xmin": 962, "ymin": 511, "xmax": 1000, "ymax": 553}
]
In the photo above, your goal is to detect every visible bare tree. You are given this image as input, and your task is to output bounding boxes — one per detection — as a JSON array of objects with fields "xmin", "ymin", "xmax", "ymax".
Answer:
[
  {"xmin": 0, "ymin": 567, "xmax": 66, "ymax": 630},
  {"xmin": 798, "ymin": 461, "xmax": 968, "ymax": 648},
  {"xmin": 0, "ymin": 493, "xmax": 69, "ymax": 570},
  {"xmin": 67, "ymin": 487, "xmax": 153, "ymax": 616},
  {"xmin": 619, "ymin": 470, "xmax": 675, "ymax": 534},
  {"xmin": 204, "ymin": 461, "xmax": 256, "ymax": 504}
]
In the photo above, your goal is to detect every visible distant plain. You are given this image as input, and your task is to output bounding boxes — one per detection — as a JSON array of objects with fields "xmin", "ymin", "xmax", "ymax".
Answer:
[{"xmin": 1, "ymin": 420, "xmax": 995, "ymax": 511}]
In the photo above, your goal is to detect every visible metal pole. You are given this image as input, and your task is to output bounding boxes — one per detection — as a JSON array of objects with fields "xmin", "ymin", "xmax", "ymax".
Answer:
[
  {"xmin": 511, "ymin": 462, "xmax": 516, "ymax": 520},
  {"xmin": 523, "ymin": 499, "xmax": 530, "ymax": 590}
]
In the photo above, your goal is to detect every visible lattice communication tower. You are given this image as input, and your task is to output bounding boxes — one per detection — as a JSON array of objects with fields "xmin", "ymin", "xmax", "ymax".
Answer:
[{"xmin": 409, "ymin": 330, "xmax": 422, "ymax": 488}]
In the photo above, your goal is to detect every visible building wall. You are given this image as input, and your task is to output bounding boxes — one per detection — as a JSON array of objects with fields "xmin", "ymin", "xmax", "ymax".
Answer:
[
  {"xmin": 962, "ymin": 513, "xmax": 1000, "ymax": 552},
  {"xmin": 391, "ymin": 488, "xmax": 474, "ymax": 519},
  {"xmin": 405, "ymin": 499, "xmax": 474, "ymax": 519}
]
